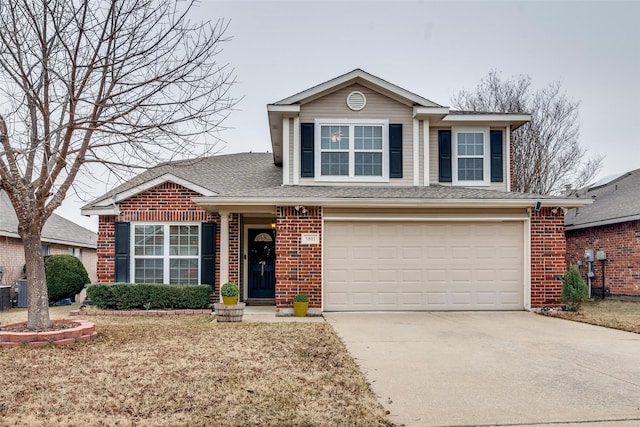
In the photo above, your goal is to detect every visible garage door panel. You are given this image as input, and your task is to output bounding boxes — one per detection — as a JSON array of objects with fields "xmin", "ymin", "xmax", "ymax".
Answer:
[
  {"xmin": 377, "ymin": 292, "xmax": 398, "ymax": 305},
  {"xmin": 377, "ymin": 245, "xmax": 397, "ymax": 258},
  {"xmin": 402, "ymin": 246, "xmax": 423, "ymax": 260},
  {"xmin": 324, "ymin": 221, "xmax": 524, "ymax": 311}
]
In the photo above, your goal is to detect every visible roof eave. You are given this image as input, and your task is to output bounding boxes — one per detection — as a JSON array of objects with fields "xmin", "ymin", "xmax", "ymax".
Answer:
[
  {"xmin": 193, "ymin": 196, "xmax": 591, "ymax": 212},
  {"xmin": 442, "ymin": 113, "xmax": 531, "ymax": 129},
  {"xmin": 566, "ymin": 214, "xmax": 640, "ymax": 231}
]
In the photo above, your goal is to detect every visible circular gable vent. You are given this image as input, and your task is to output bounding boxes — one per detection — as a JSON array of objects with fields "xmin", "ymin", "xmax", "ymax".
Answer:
[{"xmin": 346, "ymin": 91, "xmax": 366, "ymax": 111}]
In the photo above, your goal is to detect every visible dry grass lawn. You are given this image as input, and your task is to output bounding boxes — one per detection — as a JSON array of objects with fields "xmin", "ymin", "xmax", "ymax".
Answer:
[
  {"xmin": 545, "ymin": 299, "xmax": 640, "ymax": 334},
  {"xmin": 0, "ymin": 310, "xmax": 395, "ymax": 427}
]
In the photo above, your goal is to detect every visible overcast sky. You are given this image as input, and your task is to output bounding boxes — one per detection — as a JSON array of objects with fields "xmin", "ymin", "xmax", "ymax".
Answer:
[{"xmin": 59, "ymin": 0, "xmax": 640, "ymax": 230}]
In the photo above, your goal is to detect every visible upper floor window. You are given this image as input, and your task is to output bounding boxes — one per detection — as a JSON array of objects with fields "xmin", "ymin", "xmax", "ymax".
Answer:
[
  {"xmin": 132, "ymin": 223, "xmax": 200, "ymax": 284},
  {"xmin": 452, "ymin": 128, "xmax": 490, "ymax": 186},
  {"xmin": 314, "ymin": 119, "xmax": 389, "ymax": 182}
]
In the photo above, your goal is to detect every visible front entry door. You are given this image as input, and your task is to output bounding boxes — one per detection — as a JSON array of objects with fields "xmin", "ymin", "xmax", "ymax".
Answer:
[{"xmin": 248, "ymin": 228, "xmax": 276, "ymax": 299}]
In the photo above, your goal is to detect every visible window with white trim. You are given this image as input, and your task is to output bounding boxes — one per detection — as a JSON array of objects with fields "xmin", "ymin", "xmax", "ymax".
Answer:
[
  {"xmin": 453, "ymin": 128, "xmax": 490, "ymax": 186},
  {"xmin": 68, "ymin": 247, "xmax": 81, "ymax": 259},
  {"xmin": 132, "ymin": 224, "xmax": 200, "ymax": 284},
  {"xmin": 315, "ymin": 119, "xmax": 388, "ymax": 182}
]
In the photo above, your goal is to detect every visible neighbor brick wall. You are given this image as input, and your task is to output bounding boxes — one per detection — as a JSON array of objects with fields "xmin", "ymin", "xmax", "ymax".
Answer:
[
  {"xmin": 0, "ymin": 236, "xmax": 29, "ymax": 286},
  {"xmin": 0, "ymin": 236, "xmax": 96, "ymax": 291},
  {"xmin": 566, "ymin": 220, "xmax": 640, "ymax": 296},
  {"xmin": 530, "ymin": 208, "xmax": 567, "ymax": 307},
  {"xmin": 96, "ymin": 183, "xmax": 220, "ymax": 294},
  {"xmin": 274, "ymin": 206, "xmax": 322, "ymax": 309}
]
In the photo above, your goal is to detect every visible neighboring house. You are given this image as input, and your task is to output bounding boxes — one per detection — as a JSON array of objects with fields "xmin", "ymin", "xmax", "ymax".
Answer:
[
  {"xmin": 0, "ymin": 190, "xmax": 98, "ymax": 288},
  {"xmin": 565, "ymin": 169, "xmax": 640, "ymax": 297},
  {"xmin": 82, "ymin": 69, "xmax": 589, "ymax": 314}
]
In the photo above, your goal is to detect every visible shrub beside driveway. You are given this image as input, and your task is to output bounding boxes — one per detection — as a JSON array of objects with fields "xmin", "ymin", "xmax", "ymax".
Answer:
[{"xmin": 542, "ymin": 299, "xmax": 640, "ymax": 334}]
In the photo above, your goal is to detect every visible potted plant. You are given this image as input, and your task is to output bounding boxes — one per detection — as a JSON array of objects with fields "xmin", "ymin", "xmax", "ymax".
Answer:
[
  {"xmin": 293, "ymin": 292, "xmax": 309, "ymax": 317},
  {"xmin": 221, "ymin": 282, "xmax": 239, "ymax": 306}
]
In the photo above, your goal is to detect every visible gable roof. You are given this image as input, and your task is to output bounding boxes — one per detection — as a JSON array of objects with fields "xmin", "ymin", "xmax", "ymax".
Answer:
[
  {"xmin": 271, "ymin": 69, "xmax": 444, "ymax": 108},
  {"xmin": 0, "ymin": 191, "xmax": 96, "ymax": 248},
  {"xmin": 82, "ymin": 152, "xmax": 282, "ymax": 214},
  {"xmin": 565, "ymin": 168, "xmax": 640, "ymax": 230}
]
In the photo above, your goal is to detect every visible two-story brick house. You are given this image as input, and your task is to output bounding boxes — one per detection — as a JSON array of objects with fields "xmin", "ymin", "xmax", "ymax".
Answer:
[{"xmin": 81, "ymin": 69, "xmax": 590, "ymax": 314}]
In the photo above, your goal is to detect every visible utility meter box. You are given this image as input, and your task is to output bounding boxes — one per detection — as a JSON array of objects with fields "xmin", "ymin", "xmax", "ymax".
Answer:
[
  {"xmin": 584, "ymin": 249, "xmax": 594, "ymax": 262},
  {"xmin": 596, "ymin": 251, "xmax": 607, "ymax": 261}
]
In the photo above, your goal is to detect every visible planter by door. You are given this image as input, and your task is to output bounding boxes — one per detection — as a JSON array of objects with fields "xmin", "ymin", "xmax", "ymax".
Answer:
[
  {"xmin": 214, "ymin": 302, "xmax": 245, "ymax": 322},
  {"xmin": 222, "ymin": 296, "xmax": 238, "ymax": 305},
  {"xmin": 293, "ymin": 301, "xmax": 309, "ymax": 317}
]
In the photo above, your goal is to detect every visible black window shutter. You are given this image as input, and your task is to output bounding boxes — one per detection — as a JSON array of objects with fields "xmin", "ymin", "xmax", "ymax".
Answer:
[
  {"xmin": 201, "ymin": 222, "xmax": 217, "ymax": 290},
  {"xmin": 389, "ymin": 124, "xmax": 403, "ymax": 178},
  {"xmin": 490, "ymin": 130, "xmax": 504, "ymax": 183},
  {"xmin": 114, "ymin": 222, "xmax": 130, "ymax": 283},
  {"xmin": 438, "ymin": 130, "xmax": 452, "ymax": 182},
  {"xmin": 300, "ymin": 123, "xmax": 314, "ymax": 177}
]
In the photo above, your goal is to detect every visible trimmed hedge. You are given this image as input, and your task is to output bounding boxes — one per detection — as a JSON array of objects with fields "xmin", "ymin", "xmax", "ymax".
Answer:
[
  {"xmin": 86, "ymin": 283, "xmax": 211, "ymax": 310},
  {"xmin": 45, "ymin": 254, "xmax": 90, "ymax": 304}
]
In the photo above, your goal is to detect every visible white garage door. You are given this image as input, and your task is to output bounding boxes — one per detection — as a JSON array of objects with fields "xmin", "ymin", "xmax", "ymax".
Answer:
[{"xmin": 324, "ymin": 221, "xmax": 524, "ymax": 311}]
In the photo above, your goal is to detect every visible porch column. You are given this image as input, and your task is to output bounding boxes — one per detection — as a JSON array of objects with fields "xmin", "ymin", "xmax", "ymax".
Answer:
[{"xmin": 219, "ymin": 210, "xmax": 230, "ymax": 287}]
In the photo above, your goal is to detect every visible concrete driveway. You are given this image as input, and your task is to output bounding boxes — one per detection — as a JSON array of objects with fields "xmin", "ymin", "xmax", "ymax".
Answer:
[{"xmin": 325, "ymin": 312, "xmax": 640, "ymax": 427}]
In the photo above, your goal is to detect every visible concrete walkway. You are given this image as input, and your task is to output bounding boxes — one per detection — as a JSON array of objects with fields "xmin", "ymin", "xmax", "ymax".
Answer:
[{"xmin": 325, "ymin": 311, "xmax": 640, "ymax": 427}]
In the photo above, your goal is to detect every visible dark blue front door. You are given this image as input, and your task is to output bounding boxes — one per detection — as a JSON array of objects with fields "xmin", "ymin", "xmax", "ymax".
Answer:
[{"xmin": 248, "ymin": 228, "xmax": 276, "ymax": 299}]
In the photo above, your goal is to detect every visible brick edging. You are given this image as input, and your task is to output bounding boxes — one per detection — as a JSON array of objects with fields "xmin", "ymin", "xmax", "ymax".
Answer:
[{"xmin": 70, "ymin": 308, "xmax": 212, "ymax": 317}]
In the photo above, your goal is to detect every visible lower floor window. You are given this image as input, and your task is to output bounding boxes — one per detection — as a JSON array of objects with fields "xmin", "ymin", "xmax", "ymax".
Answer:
[{"xmin": 133, "ymin": 224, "xmax": 200, "ymax": 284}]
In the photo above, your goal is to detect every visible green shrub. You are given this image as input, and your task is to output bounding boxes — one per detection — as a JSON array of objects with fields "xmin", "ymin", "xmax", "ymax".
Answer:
[
  {"xmin": 293, "ymin": 293, "xmax": 309, "ymax": 303},
  {"xmin": 86, "ymin": 283, "xmax": 211, "ymax": 310},
  {"xmin": 561, "ymin": 265, "xmax": 589, "ymax": 312},
  {"xmin": 220, "ymin": 282, "xmax": 239, "ymax": 297},
  {"xmin": 45, "ymin": 254, "xmax": 90, "ymax": 303}
]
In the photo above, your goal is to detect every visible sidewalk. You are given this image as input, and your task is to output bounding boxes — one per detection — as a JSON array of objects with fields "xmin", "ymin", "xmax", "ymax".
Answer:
[{"xmin": 1, "ymin": 303, "xmax": 324, "ymax": 324}]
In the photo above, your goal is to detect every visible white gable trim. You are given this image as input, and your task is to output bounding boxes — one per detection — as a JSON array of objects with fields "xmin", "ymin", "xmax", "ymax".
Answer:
[
  {"xmin": 273, "ymin": 69, "xmax": 441, "ymax": 107},
  {"xmin": 81, "ymin": 173, "xmax": 217, "ymax": 215}
]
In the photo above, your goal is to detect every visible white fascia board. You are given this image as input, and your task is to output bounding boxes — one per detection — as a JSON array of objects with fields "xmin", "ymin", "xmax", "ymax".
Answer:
[
  {"xmin": 266, "ymin": 104, "xmax": 301, "ymax": 113},
  {"xmin": 194, "ymin": 196, "xmax": 589, "ymax": 211},
  {"xmin": 413, "ymin": 106, "xmax": 450, "ymax": 117},
  {"xmin": 443, "ymin": 114, "xmax": 531, "ymax": 123},
  {"xmin": 92, "ymin": 173, "xmax": 217, "ymax": 207},
  {"xmin": 80, "ymin": 207, "xmax": 119, "ymax": 216},
  {"xmin": 566, "ymin": 214, "xmax": 640, "ymax": 231},
  {"xmin": 273, "ymin": 70, "xmax": 440, "ymax": 107}
]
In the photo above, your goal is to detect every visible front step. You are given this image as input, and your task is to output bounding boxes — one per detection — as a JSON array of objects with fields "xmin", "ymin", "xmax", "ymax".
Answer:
[{"xmin": 245, "ymin": 298, "xmax": 276, "ymax": 306}]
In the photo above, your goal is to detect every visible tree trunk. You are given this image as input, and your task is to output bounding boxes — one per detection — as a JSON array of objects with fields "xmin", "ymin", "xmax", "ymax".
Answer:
[{"xmin": 22, "ymin": 232, "xmax": 51, "ymax": 330}]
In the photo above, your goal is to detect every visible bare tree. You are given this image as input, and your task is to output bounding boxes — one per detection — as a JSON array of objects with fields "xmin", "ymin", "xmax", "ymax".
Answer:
[
  {"xmin": 0, "ymin": 0, "xmax": 236, "ymax": 329},
  {"xmin": 452, "ymin": 70, "xmax": 602, "ymax": 195}
]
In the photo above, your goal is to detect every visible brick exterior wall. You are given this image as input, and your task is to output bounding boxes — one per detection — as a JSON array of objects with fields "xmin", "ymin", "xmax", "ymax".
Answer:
[
  {"xmin": 96, "ymin": 183, "xmax": 220, "ymax": 294},
  {"xmin": 530, "ymin": 208, "xmax": 567, "ymax": 307},
  {"xmin": 274, "ymin": 206, "xmax": 322, "ymax": 309},
  {"xmin": 566, "ymin": 220, "xmax": 640, "ymax": 296},
  {"xmin": 228, "ymin": 213, "xmax": 240, "ymax": 285}
]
